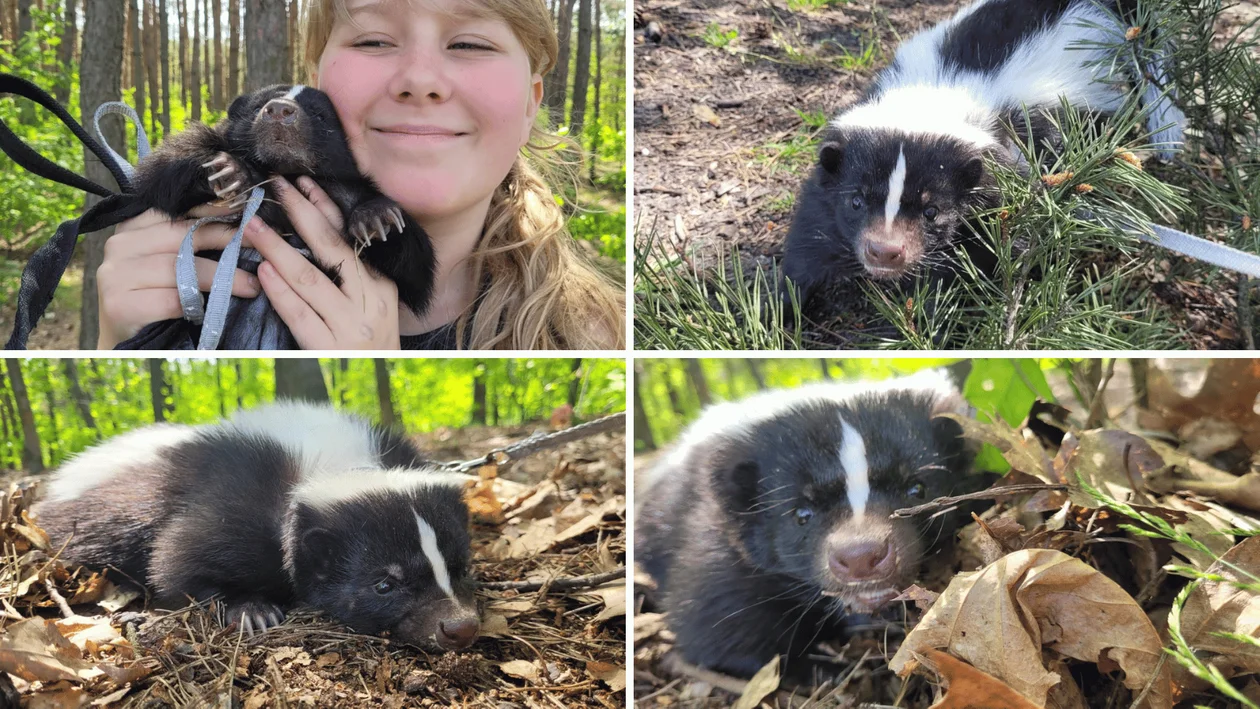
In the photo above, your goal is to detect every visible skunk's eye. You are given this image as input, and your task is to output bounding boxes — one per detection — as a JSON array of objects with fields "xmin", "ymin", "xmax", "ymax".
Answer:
[
  {"xmin": 851, "ymin": 196, "xmax": 865, "ymax": 211},
  {"xmin": 923, "ymin": 206, "xmax": 939, "ymax": 221},
  {"xmin": 907, "ymin": 482, "xmax": 926, "ymax": 499},
  {"xmin": 794, "ymin": 508, "xmax": 814, "ymax": 525},
  {"xmin": 373, "ymin": 579, "xmax": 396, "ymax": 595}
]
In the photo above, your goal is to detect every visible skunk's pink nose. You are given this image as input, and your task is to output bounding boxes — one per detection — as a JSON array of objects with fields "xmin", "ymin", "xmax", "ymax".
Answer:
[
  {"xmin": 262, "ymin": 98, "xmax": 298, "ymax": 125},
  {"xmin": 437, "ymin": 617, "xmax": 479, "ymax": 650},
  {"xmin": 865, "ymin": 241, "xmax": 905, "ymax": 267},
  {"xmin": 829, "ymin": 538, "xmax": 894, "ymax": 581}
]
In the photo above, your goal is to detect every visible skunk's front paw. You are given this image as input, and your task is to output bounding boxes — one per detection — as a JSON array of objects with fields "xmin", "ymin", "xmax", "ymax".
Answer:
[
  {"xmin": 202, "ymin": 152, "xmax": 250, "ymax": 209},
  {"xmin": 347, "ymin": 198, "xmax": 406, "ymax": 249},
  {"xmin": 220, "ymin": 597, "xmax": 286, "ymax": 637}
]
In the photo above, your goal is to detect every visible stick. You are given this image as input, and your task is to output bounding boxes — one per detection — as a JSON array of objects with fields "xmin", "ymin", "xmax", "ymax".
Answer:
[
  {"xmin": 480, "ymin": 568, "xmax": 624, "ymax": 592},
  {"xmin": 889, "ymin": 483, "xmax": 1068, "ymax": 518}
]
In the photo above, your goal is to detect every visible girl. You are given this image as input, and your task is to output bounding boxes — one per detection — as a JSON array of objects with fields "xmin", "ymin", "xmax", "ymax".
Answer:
[{"xmin": 96, "ymin": 0, "xmax": 624, "ymax": 350}]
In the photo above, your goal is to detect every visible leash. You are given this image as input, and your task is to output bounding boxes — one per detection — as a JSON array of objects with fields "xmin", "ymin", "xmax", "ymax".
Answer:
[{"xmin": 439, "ymin": 412, "xmax": 627, "ymax": 474}]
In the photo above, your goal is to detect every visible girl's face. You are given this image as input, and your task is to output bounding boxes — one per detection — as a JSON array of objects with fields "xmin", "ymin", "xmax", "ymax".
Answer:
[{"xmin": 315, "ymin": 0, "xmax": 543, "ymax": 223}]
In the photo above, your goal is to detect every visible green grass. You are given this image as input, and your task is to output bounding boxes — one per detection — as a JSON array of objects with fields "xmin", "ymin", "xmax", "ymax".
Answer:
[
  {"xmin": 784, "ymin": 0, "xmax": 847, "ymax": 11},
  {"xmin": 702, "ymin": 23, "xmax": 739, "ymax": 50}
]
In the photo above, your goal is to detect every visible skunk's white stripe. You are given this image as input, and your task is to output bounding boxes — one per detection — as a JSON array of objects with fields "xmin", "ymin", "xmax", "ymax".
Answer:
[
  {"xmin": 839, "ymin": 418, "xmax": 869, "ymax": 518},
  {"xmin": 45, "ymin": 424, "xmax": 199, "ymax": 502},
  {"xmin": 885, "ymin": 146, "xmax": 906, "ymax": 231},
  {"xmin": 284, "ymin": 85, "xmax": 306, "ymax": 99},
  {"xmin": 413, "ymin": 509, "xmax": 455, "ymax": 599},
  {"xmin": 292, "ymin": 467, "xmax": 473, "ymax": 508}
]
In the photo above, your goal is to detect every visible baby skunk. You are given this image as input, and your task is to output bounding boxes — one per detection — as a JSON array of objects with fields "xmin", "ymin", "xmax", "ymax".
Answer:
[
  {"xmin": 33, "ymin": 401, "xmax": 479, "ymax": 651},
  {"xmin": 131, "ymin": 84, "xmax": 436, "ymax": 317},
  {"xmin": 636, "ymin": 370, "xmax": 982, "ymax": 677},
  {"xmin": 780, "ymin": 0, "xmax": 1187, "ymax": 307}
]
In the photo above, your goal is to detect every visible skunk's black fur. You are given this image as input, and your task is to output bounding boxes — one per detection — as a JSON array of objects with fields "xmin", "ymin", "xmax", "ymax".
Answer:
[
  {"xmin": 131, "ymin": 85, "xmax": 436, "ymax": 316},
  {"xmin": 637, "ymin": 373, "xmax": 985, "ymax": 677},
  {"xmin": 33, "ymin": 402, "xmax": 479, "ymax": 651}
]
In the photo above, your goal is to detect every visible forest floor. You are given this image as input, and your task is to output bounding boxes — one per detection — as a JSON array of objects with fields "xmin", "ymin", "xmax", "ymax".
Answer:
[
  {"xmin": 632, "ymin": 359, "xmax": 1260, "ymax": 707},
  {"xmin": 1, "ymin": 423, "xmax": 627, "ymax": 708},
  {"xmin": 632, "ymin": 0, "xmax": 1260, "ymax": 350}
]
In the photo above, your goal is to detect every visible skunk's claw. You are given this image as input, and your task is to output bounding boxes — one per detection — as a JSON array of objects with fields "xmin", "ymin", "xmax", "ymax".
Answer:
[
  {"xmin": 204, "ymin": 152, "xmax": 248, "ymax": 206},
  {"xmin": 224, "ymin": 598, "xmax": 286, "ymax": 637},
  {"xmin": 347, "ymin": 202, "xmax": 407, "ymax": 249}
]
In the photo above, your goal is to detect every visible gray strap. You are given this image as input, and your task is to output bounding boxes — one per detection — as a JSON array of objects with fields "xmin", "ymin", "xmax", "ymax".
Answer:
[
  {"xmin": 91, "ymin": 102, "xmax": 150, "ymax": 182},
  {"xmin": 174, "ymin": 186, "xmax": 266, "ymax": 350},
  {"xmin": 1138, "ymin": 224, "xmax": 1260, "ymax": 279}
]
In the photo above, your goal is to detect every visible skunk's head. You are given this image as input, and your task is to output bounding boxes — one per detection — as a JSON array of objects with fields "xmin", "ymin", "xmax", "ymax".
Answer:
[
  {"xmin": 283, "ymin": 470, "xmax": 480, "ymax": 651},
  {"xmin": 805, "ymin": 124, "xmax": 998, "ymax": 281},
  {"xmin": 706, "ymin": 384, "xmax": 974, "ymax": 613},
  {"xmin": 225, "ymin": 85, "xmax": 359, "ymax": 177}
]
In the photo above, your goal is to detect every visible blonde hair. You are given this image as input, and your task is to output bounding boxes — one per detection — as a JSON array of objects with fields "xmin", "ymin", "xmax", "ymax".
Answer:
[{"xmin": 302, "ymin": 0, "xmax": 625, "ymax": 349}]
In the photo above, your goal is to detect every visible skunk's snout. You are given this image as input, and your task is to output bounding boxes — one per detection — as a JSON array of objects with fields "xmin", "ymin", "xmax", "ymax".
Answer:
[
  {"xmin": 827, "ymin": 533, "xmax": 896, "ymax": 583},
  {"xmin": 437, "ymin": 615, "xmax": 480, "ymax": 650},
  {"xmin": 261, "ymin": 98, "xmax": 299, "ymax": 125},
  {"xmin": 863, "ymin": 240, "xmax": 905, "ymax": 269}
]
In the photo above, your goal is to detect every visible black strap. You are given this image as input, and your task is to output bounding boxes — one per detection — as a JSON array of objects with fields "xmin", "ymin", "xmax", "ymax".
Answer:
[{"xmin": 0, "ymin": 73, "xmax": 145, "ymax": 349}]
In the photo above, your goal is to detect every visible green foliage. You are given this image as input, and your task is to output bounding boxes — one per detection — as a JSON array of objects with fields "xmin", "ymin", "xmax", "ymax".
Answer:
[
  {"xmin": 1, "ymin": 358, "xmax": 625, "ymax": 471},
  {"xmin": 784, "ymin": 0, "xmax": 848, "ymax": 12},
  {"xmin": 569, "ymin": 205, "xmax": 626, "ymax": 261},
  {"xmin": 963, "ymin": 359, "xmax": 1056, "ymax": 473},
  {"xmin": 702, "ymin": 24, "xmax": 739, "ymax": 50}
]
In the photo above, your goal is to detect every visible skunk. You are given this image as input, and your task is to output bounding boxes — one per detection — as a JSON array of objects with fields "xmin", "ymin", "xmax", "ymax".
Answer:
[
  {"xmin": 780, "ymin": 0, "xmax": 1187, "ymax": 307},
  {"xmin": 636, "ymin": 370, "xmax": 983, "ymax": 677},
  {"xmin": 33, "ymin": 401, "xmax": 479, "ymax": 651},
  {"xmin": 131, "ymin": 84, "xmax": 436, "ymax": 316}
]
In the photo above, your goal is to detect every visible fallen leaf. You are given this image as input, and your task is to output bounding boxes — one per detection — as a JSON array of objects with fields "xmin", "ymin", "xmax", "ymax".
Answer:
[
  {"xmin": 481, "ymin": 613, "xmax": 509, "ymax": 637},
  {"xmin": 941, "ymin": 414, "xmax": 1053, "ymax": 479},
  {"xmin": 692, "ymin": 103, "xmax": 721, "ymax": 127},
  {"xmin": 732, "ymin": 655, "xmax": 779, "ymax": 709},
  {"xmin": 1173, "ymin": 536, "xmax": 1260, "ymax": 693},
  {"xmin": 585, "ymin": 661, "xmax": 626, "ymax": 691},
  {"xmin": 890, "ymin": 549, "xmax": 1171, "ymax": 709},
  {"xmin": 0, "ymin": 618, "xmax": 96, "ymax": 683},
  {"xmin": 918, "ymin": 649, "xmax": 1042, "ymax": 709},
  {"xmin": 499, "ymin": 659, "xmax": 541, "ymax": 683},
  {"xmin": 582, "ymin": 582, "xmax": 626, "ymax": 624},
  {"xmin": 634, "ymin": 613, "xmax": 667, "ymax": 643},
  {"xmin": 554, "ymin": 497, "xmax": 625, "ymax": 544}
]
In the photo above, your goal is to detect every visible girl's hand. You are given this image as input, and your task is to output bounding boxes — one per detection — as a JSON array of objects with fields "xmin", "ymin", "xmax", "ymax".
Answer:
[
  {"xmin": 97, "ymin": 204, "xmax": 260, "ymax": 349},
  {"xmin": 248, "ymin": 176, "xmax": 401, "ymax": 350}
]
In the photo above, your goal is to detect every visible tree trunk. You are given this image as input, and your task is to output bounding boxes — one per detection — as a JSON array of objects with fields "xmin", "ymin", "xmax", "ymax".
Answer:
[
  {"xmin": 819, "ymin": 360, "xmax": 832, "ymax": 380},
  {"xmin": 286, "ymin": 0, "xmax": 297, "ymax": 82},
  {"xmin": 131, "ymin": 0, "xmax": 146, "ymax": 128},
  {"xmin": 190, "ymin": 0, "xmax": 200, "ymax": 120},
  {"xmin": 55, "ymin": 0, "xmax": 79, "ymax": 102},
  {"xmin": 16, "ymin": 0, "xmax": 29, "ymax": 36},
  {"xmin": 685, "ymin": 360, "xmax": 711, "ymax": 406},
  {"xmin": 746, "ymin": 360, "xmax": 766, "ymax": 390},
  {"xmin": 79, "ymin": 0, "xmax": 127, "ymax": 349},
  {"xmin": 274, "ymin": 359, "xmax": 329, "ymax": 403},
  {"xmin": 472, "ymin": 366, "xmax": 487, "ymax": 425},
  {"xmin": 543, "ymin": 0, "xmax": 575, "ymax": 125},
  {"xmin": 632, "ymin": 363, "xmax": 655, "ymax": 451},
  {"xmin": 569, "ymin": 0, "xmax": 591, "ymax": 138},
  {"xmin": 212, "ymin": 0, "xmax": 222, "ymax": 110},
  {"xmin": 7, "ymin": 360, "xmax": 43, "ymax": 473},
  {"xmin": 160, "ymin": 0, "xmax": 170, "ymax": 135},
  {"xmin": 612, "ymin": 27, "xmax": 623, "ymax": 131},
  {"xmin": 201, "ymin": 0, "xmax": 209, "ymax": 104},
  {"xmin": 148, "ymin": 359, "xmax": 169, "ymax": 421},
  {"xmin": 244, "ymin": 0, "xmax": 286, "ymax": 90},
  {"xmin": 588, "ymin": 0, "xmax": 600, "ymax": 182},
  {"xmin": 337, "ymin": 358, "xmax": 348, "ymax": 406},
  {"xmin": 145, "ymin": 0, "xmax": 160, "ymax": 137},
  {"xmin": 374, "ymin": 360, "xmax": 395, "ymax": 428},
  {"xmin": 567, "ymin": 358, "xmax": 583, "ymax": 406},
  {"xmin": 178, "ymin": 0, "xmax": 187, "ymax": 109},
  {"xmin": 40, "ymin": 363, "xmax": 61, "ymax": 466},
  {"xmin": 227, "ymin": 0, "xmax": 238, "ymax": 97},
  {"xmin": 62, "ymin": 360, "xmax": 99, "ymax": 435}
]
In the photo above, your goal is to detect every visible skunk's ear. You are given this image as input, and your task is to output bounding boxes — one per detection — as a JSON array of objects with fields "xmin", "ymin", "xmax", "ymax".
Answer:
[
  {"xmin": 819, "ymin": 140, "xmax": 846, "ymax": 174},
  {"xmin": 299, "ymin": 528, "xmax": 340, "ymax": 580},
  {"xmin": 958, "ymin": 156, "xmax": 986, "ymax": 191},
  {"xmin": 710, "ymin": 458, "xmax": 761, "ymax": 512}
]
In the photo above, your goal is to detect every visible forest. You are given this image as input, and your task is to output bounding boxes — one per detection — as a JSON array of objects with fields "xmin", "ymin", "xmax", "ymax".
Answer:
[
  {"xmin": 0, "ymin": 0, "xmax": 627, "ymax": 348},
  {"xmin": 0, "ymin": 356, "xmax": 626, "ymax": 472}
]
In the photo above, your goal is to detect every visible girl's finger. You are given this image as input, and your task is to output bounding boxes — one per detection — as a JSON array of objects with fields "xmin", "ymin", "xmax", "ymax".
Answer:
[
  {"xmin": 246, "ymin": 217, "xmax": 348, "ymax": 315},
  {"xmin": 271, "ymin": 177, "xmax": 359, "ymax": 285},
  {"xmin": 294, "ymin": 176, "xmax": 346, "ymax": 231},
  {"xmin": 123, "ymin": 255, "xmax": 261, "ymax": 296},
  {"xmin": 256, "ymin": 261, "xmax": 332, "ymax": 349}
]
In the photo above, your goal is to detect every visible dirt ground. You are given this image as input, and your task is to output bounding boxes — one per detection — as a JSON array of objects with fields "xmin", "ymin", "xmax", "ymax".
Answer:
[
  {"xmin": 1, "ymin": 423, "xmax": 627, "ymax": 708},
  {"xmin": 632, "ymin": 0, "xmax": 1252, "ymax": 349}
]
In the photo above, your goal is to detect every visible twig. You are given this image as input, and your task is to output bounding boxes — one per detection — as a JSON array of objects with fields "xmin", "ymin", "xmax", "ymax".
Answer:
[
  {"xmin": 890, "ymin": 484, "xmax": 1068, "ymax": 518},
  {"xmin": 43, "ymin": 577, "xmax": 73, "ymax": 619},
  {"xmin": 1128, "ymin": 652, "xmax": 1168, "ymax": 709},
  {"xmin": 1084, "ymin": 358, "xmax": 1117, "ymax": 429},
  {"xmin": 480, "ymin": 568, "xmax": 624, "ymax": 592}
]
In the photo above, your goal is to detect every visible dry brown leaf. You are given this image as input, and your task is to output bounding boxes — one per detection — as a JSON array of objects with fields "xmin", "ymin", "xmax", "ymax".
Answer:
[
  {"xmin": 634, "ymin": 613, "xmax": 667, "ymax": 643},
  {"xmin": 1063, "ymin": 430, "xmax": 1166, "ymax": 506},
  {"xmin": 481, "ymin": 613, "xmax": 509, "ymax": 638},
  {"xmin": 941, "ymin": 414, "xmax": 1054, "ymax": 479},
  {"xmin": 732, "ymin": 655, "xmax": 779, "ymax": 709},
  {"xmin": 890, "ymin": 549, "xmax": 1171, "ymax": 709},
  {"xmin": 0, "ymin": 618, "xmax": 97, "ymax": 683},
  {"xmin": 692, "ymin": 103, "xmax": 721, "ymax": 127},
  {"xmin": 918, "ymin": 649, "xmax": 1042, "ymax": 709},
  {"xmin": 1146, "ymin": 360, "xmax": 1260, "ymax": 450},
  {"xmin": 499, "ymin": 659, "xmax": 541, "ymax": 683},
  {"xmin": 582, "ymin": 582, "xmax": 626, "ymax": 624},
  {"xmin": 585, "ymin": 661, "xmax": 626, "ymax": 691},
  {"xmin": 554, "ymin": 497, "xmax": 625, "ymax": 545},
  {"xmin": 891, "ymin": 584, "xmax": 940, "ymax": 613},
  {"xmin": 25, "ymin": 681, "xmax": 86, "ymax": 709},
  {"xmin": 1173, "ymin": 536, "xmax": 1260, "ymax": 693}
]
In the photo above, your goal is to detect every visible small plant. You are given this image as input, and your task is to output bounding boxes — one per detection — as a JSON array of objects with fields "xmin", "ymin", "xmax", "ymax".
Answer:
[
  {"xmin": 702, "ymin": 23, "xmax": 739, "ymax": 50},
  {"xmin": 785, "ymin": 0, "xmax": 847, "ymax": 12}
]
